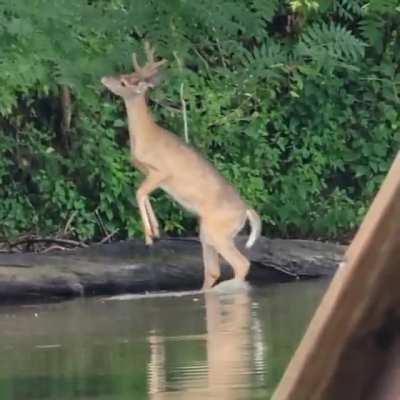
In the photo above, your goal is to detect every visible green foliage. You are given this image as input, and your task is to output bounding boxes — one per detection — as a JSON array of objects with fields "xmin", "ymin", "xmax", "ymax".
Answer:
[
  {"xmin": 297, "ymin": 22, "xmax": 366, "ymax": 70},
  {"xmin": 0, "ymin": 0, "xmax": 399, "ymax": 241}
]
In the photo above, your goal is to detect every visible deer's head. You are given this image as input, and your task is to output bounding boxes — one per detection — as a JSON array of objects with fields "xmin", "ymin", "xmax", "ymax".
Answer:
[{"xmin": 101, "ymin": 42, "xmax": 167, "ymax": 99}]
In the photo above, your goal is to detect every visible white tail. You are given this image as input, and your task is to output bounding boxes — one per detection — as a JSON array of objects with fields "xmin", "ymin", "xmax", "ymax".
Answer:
[
  {"xmin": 246, "ymin": 209, "xmax": 262, "ymax": 248},
  {"xmin": 101, "ymin": 42, "xmax": 262, "ymax": 289}
]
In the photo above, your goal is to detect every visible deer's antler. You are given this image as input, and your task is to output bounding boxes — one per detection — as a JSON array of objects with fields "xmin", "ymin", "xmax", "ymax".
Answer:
[
  {"xmin": 132, "ymin": 41, "xmax": 167, "ymax": 79},
  {"xmin": 144, "ymin": 41, "xmax": 155, "ymax": 64}
]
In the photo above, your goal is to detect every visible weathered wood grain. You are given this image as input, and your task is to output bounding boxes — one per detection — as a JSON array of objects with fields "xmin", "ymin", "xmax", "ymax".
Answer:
[{"xmin": 272, "ymin": 151, "xmax": 400, "ymax": 400}]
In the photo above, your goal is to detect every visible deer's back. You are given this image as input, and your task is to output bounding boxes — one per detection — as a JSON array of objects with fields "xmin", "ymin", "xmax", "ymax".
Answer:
[{"xmin": 148, "ymin": 129, "xmax": 246, "ymax": 215}]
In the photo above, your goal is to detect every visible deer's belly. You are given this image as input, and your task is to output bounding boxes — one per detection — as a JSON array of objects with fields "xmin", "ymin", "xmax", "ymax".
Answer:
[
  {"xmin": 160, "ymin": 184, "xmax": 200, "ymax": 215},
  {"xmin": 132, "ymin": 157, "xmax": 158, "ymax": 175}
]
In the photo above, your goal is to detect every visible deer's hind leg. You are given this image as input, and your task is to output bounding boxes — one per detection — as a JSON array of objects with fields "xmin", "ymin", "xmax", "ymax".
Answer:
[
  {"xmin": 214, "ymin": 239, "xmax": 250, "ymax": 281},
  {"xmin": 202, "ymin": 212, "xmax": 250, "ymax": 282},
  {"xmin": 200, "ymin": 236, "xmax": 221, "ymax": 290}
]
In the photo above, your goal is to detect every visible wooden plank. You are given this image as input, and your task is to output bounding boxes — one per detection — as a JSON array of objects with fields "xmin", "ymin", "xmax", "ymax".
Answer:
[{"xmin": 272, "ymin": 151, "xmax": 400, "ymax": 400}]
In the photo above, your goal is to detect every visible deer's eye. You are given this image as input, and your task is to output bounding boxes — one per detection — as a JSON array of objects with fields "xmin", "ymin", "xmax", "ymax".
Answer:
[{"xmin": 121, "ymin": 80, "xmax": 127, "ymax": 87}]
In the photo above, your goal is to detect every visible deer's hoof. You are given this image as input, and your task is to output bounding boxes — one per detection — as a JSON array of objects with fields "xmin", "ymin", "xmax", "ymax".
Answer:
[{"xmin": 145, "ymin": 236, "xmax": 154, "ymax": 246}]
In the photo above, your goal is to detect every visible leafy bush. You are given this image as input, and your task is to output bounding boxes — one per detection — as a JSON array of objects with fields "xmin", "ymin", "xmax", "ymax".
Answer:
[{"xmin": 0, "ymin": 0, "xmax": 399, "ymax": 241}]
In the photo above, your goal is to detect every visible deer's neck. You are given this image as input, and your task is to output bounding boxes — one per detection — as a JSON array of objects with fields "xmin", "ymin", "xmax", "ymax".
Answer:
[{"xmin": 124, "ymin": 95, "xmax": 157, "ymax": 149}]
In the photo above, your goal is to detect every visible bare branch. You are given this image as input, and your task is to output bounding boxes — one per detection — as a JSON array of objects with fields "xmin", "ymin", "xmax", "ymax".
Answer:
[
  {"xmin": 9, "ymin": 237, "xmax": 88, "ymax": 250},
  {"xmin": 98, "ymin": 229, "xmax": 118, "ymax": 244},
  {"xmin": 180, "ymin": 83, "xmax": 189, "ymax": 143}
]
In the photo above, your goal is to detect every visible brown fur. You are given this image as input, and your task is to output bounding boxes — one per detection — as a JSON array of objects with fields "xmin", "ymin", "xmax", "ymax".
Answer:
[{"xmin": 101, "ymin": 43, "xmax": 261, "ymax": 289}]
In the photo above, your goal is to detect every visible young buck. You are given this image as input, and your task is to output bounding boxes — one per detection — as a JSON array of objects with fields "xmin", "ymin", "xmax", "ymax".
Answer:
[{"xmin": 101, "ymin": 43, "xmax": 261, "ymax": 289}]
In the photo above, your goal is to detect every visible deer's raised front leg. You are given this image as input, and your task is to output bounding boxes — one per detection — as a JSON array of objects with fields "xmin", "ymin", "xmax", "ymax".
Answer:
[
  {"xmin": 145, "ymin": 198, "xmax": 160, "ymax": 239},
  {"xmin": 136, "ymin": 173, "xmax": 165, "ymax": 245}
]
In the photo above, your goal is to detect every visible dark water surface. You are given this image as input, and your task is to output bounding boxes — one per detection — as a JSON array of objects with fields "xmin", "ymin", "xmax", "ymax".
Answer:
[{"xmin": 0, "ymin": 280, "xmax": 329, "ymax": 400}]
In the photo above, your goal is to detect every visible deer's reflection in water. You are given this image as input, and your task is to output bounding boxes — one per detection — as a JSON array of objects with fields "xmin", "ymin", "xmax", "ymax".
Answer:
[{"xmin": 147, "ymin": 285, "xmax": 265, "ymax": 399}]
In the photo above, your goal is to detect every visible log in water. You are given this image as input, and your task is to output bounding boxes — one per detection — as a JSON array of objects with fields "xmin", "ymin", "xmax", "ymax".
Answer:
[{"xmin": 0, "ymin": 237, "xmax": 344, "ymax": 301}]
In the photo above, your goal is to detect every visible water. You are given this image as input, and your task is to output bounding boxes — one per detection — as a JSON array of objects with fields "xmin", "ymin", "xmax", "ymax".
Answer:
[{"xmin": 0, "ymin": 279, "xmax": 329, "ymax": 400}]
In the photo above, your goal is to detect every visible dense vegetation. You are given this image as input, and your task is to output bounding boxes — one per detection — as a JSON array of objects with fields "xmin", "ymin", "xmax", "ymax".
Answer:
[{"xmin": 0, "ymin": 0, "xmax": 399, "ymax": 242}]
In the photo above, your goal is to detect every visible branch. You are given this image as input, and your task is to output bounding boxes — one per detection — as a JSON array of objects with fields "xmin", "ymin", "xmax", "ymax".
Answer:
[
  {"xmin": 60, "ymin": 85, "xmax": 72, "ymax": 151},
  {"xmin": 173, "ymin": 51, "xmax": 189, "ymax": 144},
  {"xmin": 180, "ymin": 83, "xmax": 189, "ymax": 143},
  {"xmin": 9, "ymin": 237, "xmax": 88, "ymax": 250},
  {"xmin": 98, "ymin": 230, "xmax": 118, "ymax": 244}
]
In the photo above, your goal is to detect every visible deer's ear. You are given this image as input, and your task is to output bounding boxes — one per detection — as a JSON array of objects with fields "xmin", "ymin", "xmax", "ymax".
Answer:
[
  {"xmin": 145, "ymin": 72, "xmax": 164, "ymax": 88},
  {"xmin": 136, "ymin": 80, "xmax": 152, "ymax": 94}
]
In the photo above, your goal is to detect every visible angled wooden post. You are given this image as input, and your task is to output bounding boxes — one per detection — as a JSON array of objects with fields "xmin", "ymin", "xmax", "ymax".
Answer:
[{"xmin": 272, "ymin": 151, "xmax": 400, "ymax": 400}]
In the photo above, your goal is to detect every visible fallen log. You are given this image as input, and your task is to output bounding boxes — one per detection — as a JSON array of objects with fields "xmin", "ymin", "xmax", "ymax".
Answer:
[{"xmin": 0, "ymin": 237, "xmax": 344, "ymax": 302}]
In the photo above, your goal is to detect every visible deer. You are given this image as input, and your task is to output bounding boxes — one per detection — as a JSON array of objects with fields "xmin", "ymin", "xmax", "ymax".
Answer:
[{"xmin": 101, "ymin": 42, "xmax": 262, "ymax": 290}]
